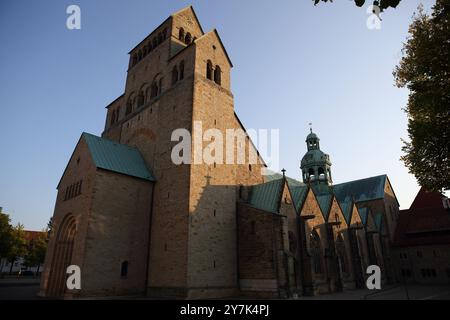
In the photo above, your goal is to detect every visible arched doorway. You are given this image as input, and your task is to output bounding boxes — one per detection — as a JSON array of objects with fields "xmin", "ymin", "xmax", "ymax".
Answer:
[{"xmin": 47, "ymin": 214, "xmax": 76, "ymax": 297}]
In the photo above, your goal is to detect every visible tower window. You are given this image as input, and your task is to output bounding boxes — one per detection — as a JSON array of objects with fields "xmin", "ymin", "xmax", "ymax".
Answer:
[
  {"xmin": 308, "ymin": 168, "xmax": 315, "ymax": 180},
  {"xmin": 158, "ymin": 32, "xmax": 163, "ymax": 44},
  {"xmin": 214, "ymin": 66, "xmax": 221, "ymax": 85},
  {"xmin": 179, "ymin": 28, "xmax": 185, "ymax": 41},
  {"xmin": 206, "ymin": 60, "xmax": 213, "ymax": 80},
  {"xmin": 185, "ymin": 32, "xmax": 192, "ymax": 45},
  {"xmin": 120, "ymin": 261, "xmax": 128, "ymax": 277},
  {"xmin": 318, "ymin": 167, "xmax": 325, "ymax": 179}
]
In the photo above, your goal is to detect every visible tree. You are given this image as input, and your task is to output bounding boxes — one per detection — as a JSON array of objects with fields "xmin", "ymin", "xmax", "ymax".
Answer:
[
  {"xmin": 24, "ymin": 232, "xmax": 48, "ymax": 276},
  {"xmin": 313, "ymin": 0, "xmax": 402, "ymax": 12},
  {"xmin": 0, "ymin": 213, "xmax": 13, "ymax": 273},
  {"xmin": 394, "ymin": 0, "xmax": 450, "ymax": 192},
  {"xmin": 47, "ymin": 217, "xmax": 53, "ymax": 240},
  {"xmin": 7, "ymin": 224, "xmax": 27, "ymax": 274}
]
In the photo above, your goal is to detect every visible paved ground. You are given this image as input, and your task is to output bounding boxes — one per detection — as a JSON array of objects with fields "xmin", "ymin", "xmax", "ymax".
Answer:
[
  {"xmin": 296, "ymin": 284, "xmax": 450, "ymax": 300},
  {"xmin": 0, "ymin": 277, "xmax": 41, "ymax": 300},
  {"xmin": 1, "ymin": 278, "xmax": 449, "ymax": 300}
]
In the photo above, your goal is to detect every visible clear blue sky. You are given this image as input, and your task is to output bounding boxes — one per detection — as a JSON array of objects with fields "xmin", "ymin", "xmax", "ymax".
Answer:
[{"xmin": 0, "ymin": 0, "xmax": 436, "ymax": 230}]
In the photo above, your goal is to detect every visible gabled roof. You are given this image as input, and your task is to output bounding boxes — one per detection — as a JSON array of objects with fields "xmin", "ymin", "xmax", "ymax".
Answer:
[
  {"xmin": 333, "ymin": 175, "xmax": 387, "ymax": 204},
  {"xmin": 82, "ymin": 133, "xmax": 155, "ymax": 181},
  {"xmin": 374, "ymin": 212, "xmax": 383, "ymax": 232},
  {"xmin": 264, "ymin": 171, "xmax": 308, "ymax": 212},
  {"xmin": 393, "ymin": 188, "xmax": 450, "ymax": 247},
  {"xmin": 410, "ymin": 187, "xmax": 445, "ymax": 210},
  {"xmin": 358, "ymin": 207, "xmax": 370, "ymax": 226},
  {"xmin": 339, "ymin": 199, "xmax": 353, "ymax": 224},
  {"xmin": 195, "ymin": 29, "xmax": 233, "ymax": 67},
  {"xmin": 247, "ymin": 178, "xmax": 284, "ymax": 214},
  {"xmin": 128, "ymin": 6, "xmax": 205, "ymax": 54},
  {"xmin": 315, "ymin": 193, "xmax": 333, "ymax": 220}
]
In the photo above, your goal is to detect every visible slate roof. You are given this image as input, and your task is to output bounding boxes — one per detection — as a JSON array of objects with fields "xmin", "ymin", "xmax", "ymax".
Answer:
[{"xmin": 82, "ymin": 132, "xmax": 155, "ymax": 181}]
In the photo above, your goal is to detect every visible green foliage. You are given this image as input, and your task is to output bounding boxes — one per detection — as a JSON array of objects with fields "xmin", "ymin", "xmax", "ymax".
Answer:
[
  {"xmin": 313, "ymin": 0, "xmax": 402, "ymax": 12},
  {"xmin": 24, "ymin": 232, "xmax": 48, "ymax": 269},
  {"xmin": 7, "ymin": 224, "xmax": 27, "ymax": 263},
  {"xmin": 0, "ymin": 213, "xmax": 13, "ymax": 259},
  {"xmin": 394, "ymin": 0, "xmax": 450, "ymax": 192},
  {"xmin": 47, "ymin": 217, "xmax": 53, "ymax": 239}
]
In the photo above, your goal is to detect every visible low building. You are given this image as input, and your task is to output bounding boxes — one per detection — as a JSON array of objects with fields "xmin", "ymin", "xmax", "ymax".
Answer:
[{"xmin": 392, "ymin": 188, "xmax": 450, "ymax": 284}]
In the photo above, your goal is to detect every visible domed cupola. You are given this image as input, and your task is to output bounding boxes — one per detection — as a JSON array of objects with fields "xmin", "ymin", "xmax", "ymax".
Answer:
[{"xmin": 300, "ymin": 129, "xmax": 332, "ymax": 185}]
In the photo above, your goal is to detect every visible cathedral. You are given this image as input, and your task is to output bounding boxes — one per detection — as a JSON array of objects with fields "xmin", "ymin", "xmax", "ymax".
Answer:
[{"xmin": 39, "ymin": 6, "xmax": 400, "ymax": 299}]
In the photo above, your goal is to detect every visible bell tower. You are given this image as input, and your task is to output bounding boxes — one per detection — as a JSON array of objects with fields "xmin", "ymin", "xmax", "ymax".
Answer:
[{"xmin": 300, "ymin": 128, "xmax": 333, "ymax": 185}]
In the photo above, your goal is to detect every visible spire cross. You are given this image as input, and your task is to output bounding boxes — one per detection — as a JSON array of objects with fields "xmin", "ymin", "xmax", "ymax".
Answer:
[
  {"xmin": 309, "ymin": 122, "xmax": 313, "ymax": 133},
  {"xmin": 281, "ymin": 168, "xmax": 286, "ymax": 177}
]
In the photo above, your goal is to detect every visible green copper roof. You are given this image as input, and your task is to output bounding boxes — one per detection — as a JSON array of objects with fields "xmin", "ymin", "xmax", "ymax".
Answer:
[
  {"xmin": 82, "ymin": 132, "xmax": 155, "ymax": 181},
  {"xmin": 288, "ymin": 181, "xmax": 308, "ymax": 212},
  {"xmin": 358, "ymin": 207, "xmax": 369, "ymax": 226},
  {"xmin": 334, "ymin": 175, "xmax": 387, "ymax": 204},
  {"xmin": 374, "ymin": 212, "xmax": 383, "ymax": 232},
  {"xmin": 248, "ymin": 178, "xmax": 284, "ymax": 214},
  {"xmin": 316, "ymin": 194, "xmax": 333, "ymax": 220},
  {"xmin": 339, "ymin": 200, "xmax": 353, "ymax": 224}
]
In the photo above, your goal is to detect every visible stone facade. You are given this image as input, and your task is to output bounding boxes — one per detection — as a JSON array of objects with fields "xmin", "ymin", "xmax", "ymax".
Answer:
[{"xmin": 40, "ymin": 6, "xmax": 402, "ymax": 299}]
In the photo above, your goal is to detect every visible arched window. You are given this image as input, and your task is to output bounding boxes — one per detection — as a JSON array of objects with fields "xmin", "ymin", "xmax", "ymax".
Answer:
[
  {"xmin": 146, "ymin": 87, "xmax": 152, "ymax": 102},
  {"xmin": 152, "ymin": 38, "xmax": 157, "ymax": 49},
  {"xmin": 125, "ymin": 101, "xmax": 132, "ymax": 115},
  {"xmin": 185, "ymin": 32, "xmax": 192, "ymax": 44},
  {"xmin": 179, "ymin": 61, "xmax": 185, "ymax": 80},
  {"xmin": 179, "ymin": 28, "xmax": 185, "ymax": 41},
  {"xmin": 172, "ymin": 66, "xmax": 179, "ymax": 85},
  {"xmin": 162, "ymin": 28, "xmax": 168, "ymax": 40},
  {"xmin": 318, "ymin": 167, "xmax": 325, "ymax": 179},
  {"xmin": 120, "ymin": 261, "xmax": 128, "ymax": 277},
  {"xmin": 158, "ymin": 32, "xmax": 163, "ymax": 44},
  {"xmin": 150, "ymin": 81, "xmax": 158, "ymax": 99},
  {"xmin": 336, "ymin": 234, "xmax": 348, "ymax": 273},
  {"xmin": 214, "ymin": 65, "xmax": 221, "ymax": 85},
  {"xmin": 310, "ymin": 229, "xmax": 323, "ymax": 274},
  {"xmin": 138, "ymin": 50, "xmax": 142, "ymax": 60},
  {"xmin": 132, "ymin": 55, "xmax": 137, "ymax": 66},
  {"xmin": 206, "ymin": 60, "xmax": 213, "ymax": 80},
  {"xmin": 148, "ymin": 42, "xmax": 152, "ymax": 52},
  {"xmin": 308, "ymin": 168, "xmax": 315, "ymax": 180},
  {"xmin": 137, "ymin": 91, "xmax": 145, "ymax": 107}
]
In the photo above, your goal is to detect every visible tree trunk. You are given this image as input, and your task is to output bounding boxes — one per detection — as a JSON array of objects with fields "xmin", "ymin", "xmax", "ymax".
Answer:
[{"xmin": 36, "ymin": 264, "xmax": 40, "ymax": 277}]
